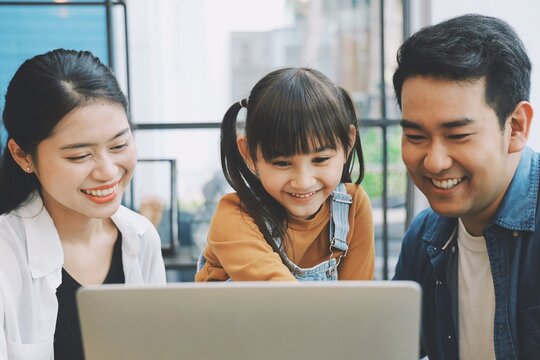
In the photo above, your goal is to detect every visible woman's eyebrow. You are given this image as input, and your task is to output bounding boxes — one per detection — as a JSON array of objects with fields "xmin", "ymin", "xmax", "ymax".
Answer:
[{"xmin": 60, "ymin": 128, "xmax": 130, "ymax": 150}]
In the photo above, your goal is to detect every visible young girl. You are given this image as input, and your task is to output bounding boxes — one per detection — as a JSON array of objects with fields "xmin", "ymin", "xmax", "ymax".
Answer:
[
  {"xmin": 0, "ymin": 49, "xmax": 166, "ymax": 359},
  {"xmin": 196, "ymin": 68, "xmax": 374, "ymax": 281}
]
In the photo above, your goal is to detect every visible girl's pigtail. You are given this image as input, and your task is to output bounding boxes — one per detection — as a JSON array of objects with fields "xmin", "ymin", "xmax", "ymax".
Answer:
[
  {"xmin": 219, "ymin": 99, "xmax": 295, "ymax": 273},
  {"xmin": 339, "ymin": 87, "xmax": 365, "ymax": 184},
  {"xmin": 220, "ymin": 101, "xmax": 244, "ymax": 189}
]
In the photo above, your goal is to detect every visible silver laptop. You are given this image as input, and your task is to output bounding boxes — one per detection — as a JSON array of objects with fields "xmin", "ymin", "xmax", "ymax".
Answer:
[{"xmin": 77, "ymin": 281, "xmax": 421, "ymax": 360}]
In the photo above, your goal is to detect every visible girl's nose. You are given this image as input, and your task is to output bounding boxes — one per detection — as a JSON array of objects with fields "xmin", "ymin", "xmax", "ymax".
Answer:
[{"xmin": 290, "ymin": 168, "xmax": 316, "ymax": 190}]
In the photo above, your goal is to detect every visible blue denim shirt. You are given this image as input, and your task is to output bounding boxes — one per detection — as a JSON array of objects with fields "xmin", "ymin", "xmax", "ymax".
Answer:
[{"xmin": 394, "ymin": 147, "xmax": 540, "ymax": 360}]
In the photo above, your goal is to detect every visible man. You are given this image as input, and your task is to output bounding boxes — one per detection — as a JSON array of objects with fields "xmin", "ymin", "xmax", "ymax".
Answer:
[{"xmin": 393, "ymin": 14, "xmax": 539, "ymax": 360}]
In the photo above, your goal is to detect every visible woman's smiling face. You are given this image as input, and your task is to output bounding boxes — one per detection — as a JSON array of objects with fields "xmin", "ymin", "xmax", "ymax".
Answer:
[{"xmin": 32, "ymin": 100, "xmax": 136, "ymax": 221}]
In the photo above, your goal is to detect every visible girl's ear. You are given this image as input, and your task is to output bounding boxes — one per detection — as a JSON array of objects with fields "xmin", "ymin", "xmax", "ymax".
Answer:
[
  {"xmin": 507, "ymin": 101, "xmax": 533, "ymax": 154},
  {"xmin": 347, "ymin": 125, "xmax": 357, "ymax": 158},
  {"xmin": 236, "ymin": 135, "xmax": 258, "ymax": 174},
  {"xmin": 8, "ymin": 139, "xmax": 34, "ymax": 173}
]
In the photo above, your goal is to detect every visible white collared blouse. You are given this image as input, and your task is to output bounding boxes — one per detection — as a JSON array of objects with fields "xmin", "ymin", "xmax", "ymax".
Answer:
[{"xmin": 0, "ymin": 193, "xmax": 166, "ymax": 360}]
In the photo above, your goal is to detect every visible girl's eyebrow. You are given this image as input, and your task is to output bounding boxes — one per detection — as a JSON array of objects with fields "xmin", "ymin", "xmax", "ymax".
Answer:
[
  {"xmin": 60, "ymin": 128, "xmax": 130, "ymax": 150},
  {"xmin": 312, "ymin": 145, "xmax": 331, "ymax": 152}
]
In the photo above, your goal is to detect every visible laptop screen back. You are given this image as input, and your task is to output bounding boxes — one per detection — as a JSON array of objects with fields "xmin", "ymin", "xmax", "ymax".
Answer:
[{"xmin": 77, "ymin": 281, "xmax": 421, "ymax": 360}]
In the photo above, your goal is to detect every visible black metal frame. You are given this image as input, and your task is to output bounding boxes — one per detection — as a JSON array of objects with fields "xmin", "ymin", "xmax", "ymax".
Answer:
[{"xmin": 129, "ymin": 159, "xmax": 178, "ymax": 256}]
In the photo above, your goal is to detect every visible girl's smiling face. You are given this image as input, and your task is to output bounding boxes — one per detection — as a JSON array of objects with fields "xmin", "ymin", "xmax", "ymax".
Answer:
[
  {"xmin": 254, "ymin": 147, "xmax": 348, "ymax": 220},
  {"xmin": 31, "ymin": 100, "xmax": 136, "ymax": 221},
  {"xmin": 239, "ymin": 126, "xmax": 355, "ymax": 220}
]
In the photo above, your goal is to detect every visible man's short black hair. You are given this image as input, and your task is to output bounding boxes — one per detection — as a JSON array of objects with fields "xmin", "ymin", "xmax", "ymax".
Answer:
[{"xmin": 393, "ymin": 14, "xmax": 531, "ymax": 128}]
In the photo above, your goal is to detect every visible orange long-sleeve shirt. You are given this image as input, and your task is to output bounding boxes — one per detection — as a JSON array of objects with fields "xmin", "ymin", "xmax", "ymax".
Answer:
[{"xmin": 195, "ymin": 183, "xmax": 374, "ymax": 281}]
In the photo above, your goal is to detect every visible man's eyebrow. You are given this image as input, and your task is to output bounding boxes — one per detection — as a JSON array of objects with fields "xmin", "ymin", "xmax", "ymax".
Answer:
[
  {"xmin": 400, "ymin": 118, "xmax": 474, "ymax": 130},
  {"xmin": 400, "ymin": 119, "xmax": 422, "ymax": 129},
  {"xmin": 60, "ymin": 128, "xmax": 130, "ymax": 150},
  {"xmin": 440, "ymin": 118, "xmax": 474, "ymax": 129}
]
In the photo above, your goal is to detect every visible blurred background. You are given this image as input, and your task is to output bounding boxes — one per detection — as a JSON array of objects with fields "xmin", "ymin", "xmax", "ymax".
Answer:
[{"xmin": 1, "ymin": 0, "xmax": 539, "ymax": 281}]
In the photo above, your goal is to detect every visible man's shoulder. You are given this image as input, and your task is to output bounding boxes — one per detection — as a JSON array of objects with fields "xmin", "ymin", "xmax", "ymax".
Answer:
[
  {"xmin": 393, "ymin": 208, "xmax": 448, "ymax": 281},
  {"xmin": 406, "ymin": 208, "xmax": 441, "ymax": 236},
  {"xmin": 401, "ymin": 207, "xmax": 457, "ymax": 250}
]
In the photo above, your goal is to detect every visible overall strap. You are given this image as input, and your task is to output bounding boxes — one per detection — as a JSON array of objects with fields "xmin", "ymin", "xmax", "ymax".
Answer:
[
  {"xmin": 327, "ymin": 183, "xmax": 352, "ymax": 277},
  {"xmin": 329, "ymin": 183, "xmax": 352, "ymax": 251}
]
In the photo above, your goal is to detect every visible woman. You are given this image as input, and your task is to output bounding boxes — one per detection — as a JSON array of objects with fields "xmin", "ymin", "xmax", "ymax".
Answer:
[{"xmin": 0, "ymin": 49, "xmax": 166, "ymax": 359}]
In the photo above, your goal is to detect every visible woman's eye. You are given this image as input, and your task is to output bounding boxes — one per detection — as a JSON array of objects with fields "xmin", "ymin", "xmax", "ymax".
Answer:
[
  {"xmin": 66, "ymin": 154, "xmax": 90, "ymax": 161},
  {"xmin": 111, "ymin": 142, "xmax": 129, "ymax": 151}
]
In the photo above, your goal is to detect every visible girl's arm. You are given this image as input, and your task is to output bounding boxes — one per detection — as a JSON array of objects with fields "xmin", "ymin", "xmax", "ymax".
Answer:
[
  {"xmin": 195, "ymin": 193, "xmax": 296, "ymax": 281},
  {"xmin": 337, "ymin": 184, "xmax": 375, "ymax": 280}
]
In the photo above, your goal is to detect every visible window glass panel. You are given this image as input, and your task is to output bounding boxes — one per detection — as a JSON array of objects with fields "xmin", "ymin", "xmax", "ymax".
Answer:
[
  {"xmin": 130, "ymin": 159, "xmax": 177, "ymax": 253},
  {"xmin": 134, "ymin": 128, "xmax": 231, "ymax": 254},
  {"xmin": 0, "ymin": 1, "xmax": 109, "ymax": 146},
  {"xmin": 128, "ymin": 0, "xmax": 394, "ymax": 124}
]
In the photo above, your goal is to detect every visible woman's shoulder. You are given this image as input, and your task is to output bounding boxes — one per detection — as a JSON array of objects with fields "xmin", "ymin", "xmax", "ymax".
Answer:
[
  {"xmin": 0, "ymin": 195, "xmax": 50, "ymax": 246},
  {"xmin": 113, "ymin": 205, "xmax": 163, "ymax": 255},
  {"xmin": 0, "ymin": 213, "xmax": 29, "ymax": 275},
  {"xmin": 113, "ymin": 205, "xmax": 156, "ymax": 235},
  {"xmin": 0, "ymin": 212, "xmax": 24, "ymax": 244},
  {"xmin": 115, "ymin": 204, "xmax": 152, "ymax": 221}
]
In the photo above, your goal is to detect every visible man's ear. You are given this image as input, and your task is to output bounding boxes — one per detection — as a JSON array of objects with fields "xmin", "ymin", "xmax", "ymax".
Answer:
[
  {"xmin": 347, "ymin": 125, "xmax": 357, "ymax": 158},
  {"xmin": 7, "ymin": 139, "xmax": 34, "ymax": 173},
  {"xmin": 507, "ymin": 101, "xmax": 533, "ymax": 153},
  {"xmin": 236, "ymin": 135, "xmax": 257, "ymax": 174}
]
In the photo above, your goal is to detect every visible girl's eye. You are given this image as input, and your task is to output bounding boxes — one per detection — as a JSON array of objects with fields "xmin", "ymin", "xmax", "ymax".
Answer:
[
  {"xmin": 313, "ymin": 157, "xmax": 330, "ymax": 164},
  {"xmin": 272, "ymin": 160, "xmax": 290, "ymax": 167}
]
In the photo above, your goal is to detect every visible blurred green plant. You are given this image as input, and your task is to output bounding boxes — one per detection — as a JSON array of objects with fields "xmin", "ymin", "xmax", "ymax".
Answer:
[{"xmin": 359, "ymin": 125, "xmax": 406, "ymax": 199}]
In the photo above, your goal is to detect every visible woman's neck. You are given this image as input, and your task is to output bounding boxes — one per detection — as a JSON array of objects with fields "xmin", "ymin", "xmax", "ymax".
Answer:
[{"xmin": 43, "ymin": 200, "xmax": 116, "ymax": 245}]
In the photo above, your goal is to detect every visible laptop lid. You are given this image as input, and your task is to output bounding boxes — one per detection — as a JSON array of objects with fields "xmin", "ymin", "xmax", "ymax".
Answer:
[{"xmin": 77, "ymin": 281, "xmax": 421, "ymax": 360}]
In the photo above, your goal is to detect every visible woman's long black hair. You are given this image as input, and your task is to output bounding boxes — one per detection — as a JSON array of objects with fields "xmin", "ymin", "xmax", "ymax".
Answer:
[
  {"xmin": 220, "ymin": 68, "xmax": 364, "ymax": 269},
  {"xmin": 0, "ymin": 49, "xmax": 128, "ymax": 215}
]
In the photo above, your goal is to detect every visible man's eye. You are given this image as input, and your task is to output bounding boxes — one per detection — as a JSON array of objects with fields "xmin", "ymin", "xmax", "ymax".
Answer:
[
  {"xmin": 404, "ymin": 134, "xmax": 425, "ymax": 142},
  {"xmin": 448, "ymin": 134, "xmax": 471, "ymax": 140}
]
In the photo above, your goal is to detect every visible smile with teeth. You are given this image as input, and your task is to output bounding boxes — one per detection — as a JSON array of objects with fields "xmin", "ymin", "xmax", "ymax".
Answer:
[
  {"xmin": 81, "ymin": 183, "xmax": 119, "ymax": 197},
  {"xmin": 431, "ymin": 177, "xmax": 463, "ymax": 190},
  {"xmin": 289, "ymin": 190, "xmax": 318, "ymax": 199}
]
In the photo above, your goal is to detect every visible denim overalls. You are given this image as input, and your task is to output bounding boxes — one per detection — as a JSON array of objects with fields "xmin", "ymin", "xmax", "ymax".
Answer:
[{"xmin": 197, "ymin": 183, "xmax": 352, "ymax": 281}]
